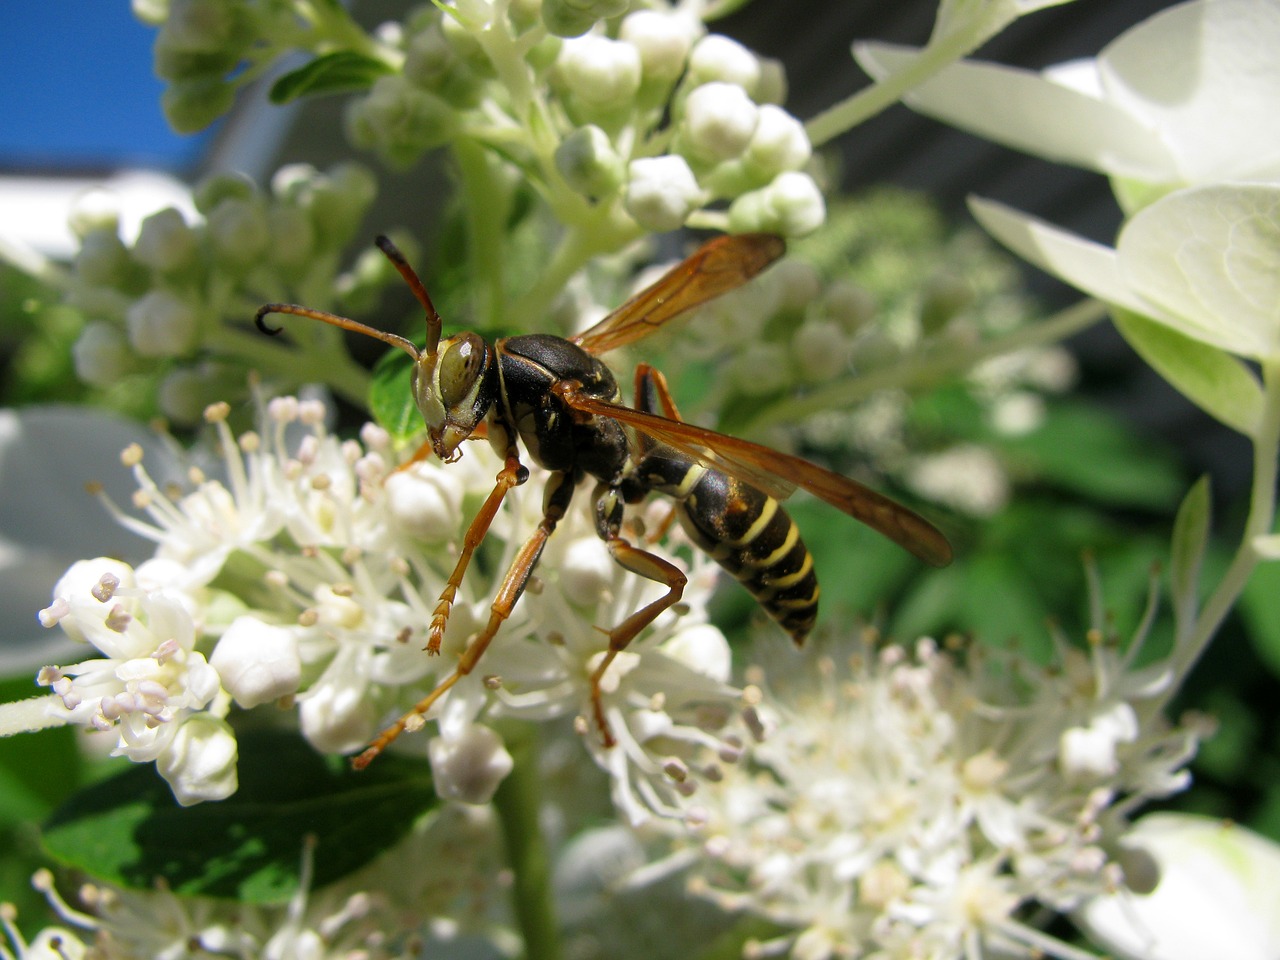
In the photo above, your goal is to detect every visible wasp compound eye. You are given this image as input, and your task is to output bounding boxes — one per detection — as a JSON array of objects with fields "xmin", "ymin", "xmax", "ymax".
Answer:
[{"xmin": 438, "ymin": 335, "xmax": 486, "ymax": 409}]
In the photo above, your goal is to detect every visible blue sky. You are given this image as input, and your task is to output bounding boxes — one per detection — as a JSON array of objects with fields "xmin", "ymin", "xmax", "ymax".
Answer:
[{"xmin": 0, "ymin": 3, "xmax": 209, "ymax": 171}]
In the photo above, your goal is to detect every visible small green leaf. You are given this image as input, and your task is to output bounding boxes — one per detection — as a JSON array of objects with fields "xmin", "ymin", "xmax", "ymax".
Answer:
[
  {"xmin": 269, "ymin": 52, "xmax": 394, "ymax": 105},
  {"xmin": 42, "ymin": 729, "xmax": 435, "ymax": 903},
  {"xmin": 1114, "ymin": 309, "xmax": 1263, "ymax": 436},
  {"xmin": 1169, "ymin": 476, "xmax": 1211, "ymax": 637},
  {"xmin": 370, "ymin": 348, "xmax": 421, "ymax": 442}
]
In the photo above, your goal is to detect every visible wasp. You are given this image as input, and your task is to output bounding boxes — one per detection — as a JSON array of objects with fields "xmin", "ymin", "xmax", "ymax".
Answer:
[{"xmin": 256, "ymin": 233, "xmax": 951, "ymax": 768}]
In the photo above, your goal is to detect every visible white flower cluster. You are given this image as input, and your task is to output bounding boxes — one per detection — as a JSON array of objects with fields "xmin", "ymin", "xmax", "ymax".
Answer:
[
  {"xmin": 15, "ymin": 395, "xmax": 741, "ymax": 816},
  {"xmin": 671, "ymin": 625, "xmax": 1209, "ymax": 960},
  {"xmin": 346, "ymin": 2, "xmax": 824, "ymax": 237},
  {"xmin": 4, "ymin": 811, "xmax": 511, "ymax": 960},
  {"xmin": 67, "ymin": 163, "xmax": 383, "ymax": 422}
]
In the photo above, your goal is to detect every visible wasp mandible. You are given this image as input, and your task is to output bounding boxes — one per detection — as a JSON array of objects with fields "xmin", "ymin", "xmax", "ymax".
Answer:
[{"xmin": 255, "ymin": 233, "xmax": 952, "ymax": 768}]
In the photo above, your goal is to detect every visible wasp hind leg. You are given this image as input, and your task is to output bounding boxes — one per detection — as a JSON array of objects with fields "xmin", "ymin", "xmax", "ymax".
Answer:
[
  {"xmin": 588, "ymin": 483, "xmax": 688, "ymax": 747},
  {"xmin": 353, "ymin": 471, "xmax": 576, "ymax": 769}
]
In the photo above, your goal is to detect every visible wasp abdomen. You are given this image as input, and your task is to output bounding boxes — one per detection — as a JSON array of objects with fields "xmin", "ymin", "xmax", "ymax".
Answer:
[{"xmin": 658, "ymin": 462, "xmax": 819, "ymax": 645}]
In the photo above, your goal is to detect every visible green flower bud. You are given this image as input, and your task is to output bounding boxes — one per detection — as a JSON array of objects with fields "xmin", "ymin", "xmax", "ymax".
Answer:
[
  {"xmin": 161, "ymin": 76, "xmax": 236, "ymax": 133},
  {"xmin": 158, "ymin": 0, "xmax": 248, "ymax": 52},
  {"xmin": 792, "ymin": 319, "xmax": 849, "ymax": 382},
  {"xmin": 266, "ymin": 205, "xmax": 317, "ymax": 273},
  {"xmin": 72, "ymin": 322, "xmax": 133, "ymax": 388},
  {"xmin": 620, "ymin": 10, "xmax": 701, "ymax": 88},
  {"xmin": 555, "ymin": 35, "xmax": 642, "ymax": 117},
  {"xmin": 679, "ymin": 81, "xmax": 759, "ymax": 165},
  {"xmin": 206, "ymin": 197, "xmax": 270, "ymax": 267},
  {"xmin": 728, "ymin": 171, "xmax": 825, "ymax": 237},
  {"xmin": 687, "ymin": 34, "xmax": 760, "ymax": 92},
  {"xmin": 556, "ymin": 125, "xmax": 624, "ymax": 199},
  {"xmin": 344, "ymin": 76, "xmax": 454, "ymax": 169},
  {"xmin": 127, "ymin": 289, "xmax": 200, "ymax": 357},
  {"xmin": 624, "ymin": 155, "xmax": 702, "ymax": 232},
  {"xmin": 74, "ymin": 229, "xmax": 132, "ymax": 287},
  {"xmin": 134, "ymin": 208, "xmax": 198, "ymax": 273},
  {"xmin": 193, "ymin": 171, "xmax": 256, "ymax": 215},
  {"xmin": 542, "ymin": 0, "xmax": 629, "ymax": 38}
]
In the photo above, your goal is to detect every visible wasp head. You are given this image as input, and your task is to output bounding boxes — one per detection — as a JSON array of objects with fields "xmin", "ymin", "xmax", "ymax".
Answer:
[{"xmin": 411, "ymin": 332, "xmax": 497, "ymax": 462}]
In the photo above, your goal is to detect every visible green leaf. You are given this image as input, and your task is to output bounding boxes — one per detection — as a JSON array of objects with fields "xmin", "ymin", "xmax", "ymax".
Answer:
[
  {"xmin": 1002, "ymin": 400, "xmax": 1182, "ymax": 510},
  {"xmin": 42, "ymin": 729, "xmax": 435, "ymax": 903},
  {"xmin": 370, "ymin": 348, "xmax": 421, "ymax": 442},
  {"xmin": 1114, "ymin": 309, "xmax": 1263, "ymax": 435},
  {"xmin": 1240, "ymin": 559, "xmax": 1280, "ymax": 680},
  {"xmin": 269, "ymin": 52, "xmax": 393, "ymax": 105},
  {"xmin": 1169, "ymin": 476, "xmax": 1211, "ymax": 637}
]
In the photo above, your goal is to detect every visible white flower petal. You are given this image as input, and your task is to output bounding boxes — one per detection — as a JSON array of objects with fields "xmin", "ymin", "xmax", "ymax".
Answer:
[
  {"xmin": 855, "ymin": 42, "xmax": 1176, "ymax": 181},
  {"xmin": 1077, "ymin": 813, "xmax": 1280, "ymax": 960},
  {"xmin": 156, "ymin": 714, "xmax": 238, "ymax": 806},
  {"xmin": 1117, "ymin": 182, "xmax": 1280, "ymax": 361},
  {"xmin": 210, "ymin": 616, "xmax": 301, "ymax": 708},
  {"xmin": 428, "ymin": 723, "xmax": 513, "ymax": 804},
  {"xmin": 1098, "ymin": 0, "xmax": 1280, "ymax": 182}
]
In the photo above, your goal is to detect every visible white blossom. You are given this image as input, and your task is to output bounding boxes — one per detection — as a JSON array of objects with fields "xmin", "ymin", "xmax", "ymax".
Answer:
[
  {"xmin": 625, "ymin": 155, "xmax": 702, "ymax": 232},
  {"xmin": 665, "ymin": 617, "xmax": 1207, "ymax": 959}
]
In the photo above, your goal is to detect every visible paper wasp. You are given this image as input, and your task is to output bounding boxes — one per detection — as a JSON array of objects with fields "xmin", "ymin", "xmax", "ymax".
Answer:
[{"xmin": 256, "ymin": 233, "xmax": 951, "ymax": 768}]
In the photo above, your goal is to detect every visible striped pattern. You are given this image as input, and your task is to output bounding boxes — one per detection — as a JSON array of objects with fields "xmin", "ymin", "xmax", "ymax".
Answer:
[{"xmin": 652, "ymin": 459, "xmax": 819, "ymax": 644}]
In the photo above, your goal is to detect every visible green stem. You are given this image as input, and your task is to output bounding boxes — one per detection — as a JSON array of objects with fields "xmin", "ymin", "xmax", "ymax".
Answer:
[
  {"xmin": 1166, "ymin": 357, "xmax": 1280, "ymax": 686},
  {"xmin": 206, "ymin": 326, "xmax": 372, "ymax": 408},
  {"xmin": 805, "ymin": 27, "xmax": 978, "ymax": 148},
  {"xmin": 453, "ymin": 139, "xmax": 511, "ymax": 330},
  {"xmin": 492, "ymin": 723, "xmax": 562, "ymax": 960},
  {"xmin": 744, "ymin": 297, "xmax": 1106, "ymax": 435}
]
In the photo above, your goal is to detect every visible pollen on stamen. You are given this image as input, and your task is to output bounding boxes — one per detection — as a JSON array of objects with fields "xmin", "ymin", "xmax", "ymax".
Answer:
[
  {"xmin": 92, "ymin": 573, "xmax": 121, "ymax": 603},
  {"xmin": 84, "ymin": 480, "xmax": 104, "ymax": 496},
  {"xmin": 264, "ymin": 570, "xmax": 289, "ymax": 589},
  {"xmin": 298, "ymin": 609, "xmax": 319, "ymax": 627},
  {"xmin": 311, "ymin": 474, "xmax": 333, "ymax": 491},
  {"xmin": 483, "ymin": 674, "xmax": 503, "ymax": 690},
  {"xmin": 203, "ymin": 402, "xmax": 231, "ymax": 423},
  {"xmin": 239, "ymin": 431, "xmax": 261, "ymax": 453},
  {"xmin": 298, "ymin": 400, "xmax": 327, "ymax": 425},
  {"xmin": 187, "ymin": 466, "xmax": 206, "ymax": 485},
  {"xmin": 132, "ymin": 489, "xmax": 153, "ymax": 509},
  {"xmin": 120, "ymin": 443, "xmax": 144, "ymax": 467},
  {"xmin": 105, "ymin": 605, "xmax": 133, "ymax": 633}
]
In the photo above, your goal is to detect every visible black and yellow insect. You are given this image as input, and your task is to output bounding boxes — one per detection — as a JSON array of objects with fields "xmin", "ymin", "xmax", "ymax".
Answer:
[{"xmin": 256, "ymin": 233, "xmax": 951, "ymax": 767}]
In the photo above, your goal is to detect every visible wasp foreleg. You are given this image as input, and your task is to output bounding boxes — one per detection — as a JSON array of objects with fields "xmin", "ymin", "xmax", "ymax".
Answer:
[
  {"xmin": 354, "ymin": 471, "xmax": 573, "ymax": 770},
  {"xmin": 428, "ymin": 451, "xmax": 529, "ymax": 653},
  {"xmin": 588, "ymin": 483, "xmax": 688, "ymax": 747}
]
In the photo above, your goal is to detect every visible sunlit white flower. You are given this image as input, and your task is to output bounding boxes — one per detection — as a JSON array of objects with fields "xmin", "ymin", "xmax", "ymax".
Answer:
[
  {"xmin": 1077, "ymin": 813, "xmax": 1280, "ymax": 960},
  {"xmin": 969, "ymin": 183, "xmax": 1280, "ymax": 397},
  {"xmin": 859, "ymin": 0, "xmax": 1280, "ymax": 199},
  {"xmin": 668, "ymin": 611, "xmax": 1207, "ymax": 959},
  {"xmin": 625, "ymin": 155, "xmax": 703, "ymax": 232}
]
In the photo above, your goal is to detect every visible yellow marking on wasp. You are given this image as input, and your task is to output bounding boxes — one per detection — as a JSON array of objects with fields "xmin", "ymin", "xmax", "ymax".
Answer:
[
  {"xmin": 724, "ymin": 495, "xmax": 778, "ymax": 548},
  {"xmin": 762, "ymin": 550, "xmax": 814, "ymax": 590},
  {"xmin": 751, "ymin": 519, "xmax": 801, "ymax": 569}
]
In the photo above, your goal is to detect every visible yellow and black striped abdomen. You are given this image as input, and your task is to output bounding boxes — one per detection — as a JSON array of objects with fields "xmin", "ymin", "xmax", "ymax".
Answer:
[{"xmin": 665, "ymin": 463, "xmax": 819, "ymax": 645}]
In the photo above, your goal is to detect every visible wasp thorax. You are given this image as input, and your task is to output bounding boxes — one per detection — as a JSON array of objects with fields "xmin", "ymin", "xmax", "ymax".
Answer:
[{"xmin": 415, "ymin": 332, "xmax": 495, "ymax": 462}]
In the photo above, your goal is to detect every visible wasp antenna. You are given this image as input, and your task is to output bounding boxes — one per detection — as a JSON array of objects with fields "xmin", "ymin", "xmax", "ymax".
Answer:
[
  {"xmin": 375, "ymin": 235, "xmax": 443, "ymax": 358},
  {"xmin": 253, "ymin": 302, "xmax": 421, "ymax": 360}
]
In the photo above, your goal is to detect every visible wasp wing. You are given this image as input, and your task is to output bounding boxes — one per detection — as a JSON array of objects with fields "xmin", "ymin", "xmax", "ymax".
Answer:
[
  {"xmin": 564, "ymin": 393, "xmax": 953, "ymax": 567},
  {"xmin": 572, "ymin": 233, "xmax": 786, "ymax": 356}
]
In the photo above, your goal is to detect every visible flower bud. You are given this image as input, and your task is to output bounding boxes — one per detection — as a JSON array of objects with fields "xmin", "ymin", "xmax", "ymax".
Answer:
[
  {"xmin": 542, "ymin": 0, "xmax": 630, "ymax": 38},
  {"xmin": 158, "ymin": 0, "xmax": 247, "ymax": 53},
  {"xmin": 193, "ymin": 171, "xmax": 255, "ymax": 215},
  {"xmin": 157, "ymin": 713, "xmax": 238, "ymax": 806},
  {"xmin": 266, "ymin": 205, "xmax": 316, "ymax": 272},
  {"xmin": 743, "ymin": 104, "xmax": 811, "ymax": 177},
  {"xmin": 207, "ymin": 196, "xmax": 270, "ymax": 267},
  {"xmin": 162, "ymin": 77, "xmax": 237, "ymax": 134},
  {"xmin": 385, "ymin": 466, "xmax": 463, "ymax": 541},
  {"xmin": 661, "ymin": 624, "xmax": 731, "ymax": 683},
  {"xmin": 428, "ymin": 723, "xmax": 514, "ymax": 804},
  {"xmin": 620, "ymin": 10, "xmax": 701, "ymax": 87},
  {"xmin": 345, "ymin": 76, "xmax": 454, "ymax": 169},
  {"xmin": 72, "ymin": 322, "xmax": 133, "ymax": 388},
  {"xmin": 687, "ymin": 34, "xmax": 761, "ymax": 92},
  {"xmin": 73, "ymin": 229, "xmax": 132, "ymax": 287},
  {"xmin": 134, "ymin": 207, "xmax": 198, "ymax": 273},
  {"xmin": 728, "ymin": 341, "xmax": 790, "ymax": 396},
  {"xmin": 680, "ymin": 82, "xmax": 759, "ymax": 164},
  {"xmin": 792, "ymin": 318, "xmax": 849, "ymax": 383},
  {"xmin": 728, "ymin": 171, "xmax": 825, "ymax": 237},
  {"xmin": 68, "ymin": 190, "xmax": 121, "ymax": 240},
  {"xmin": 556, "ymin": 125, "xmax": 624, "ymax": 199},
  {"xmin": 556, "ymin": 35, "xmax": 642, "ymax": 115},
  {"xmin": 299, "ymin": 675, "xmax": 377, "ymax": 755},
  {"xmin": 126, "ymin": 289, "xmax": 200, "ymax": 357},
  {"xmin": 624, "ymin": 155, "xmax": 702, "ymax": 232},
  {"xmin": 210, "ymin": 616, "xmax": 302, "ymax": 708}
]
